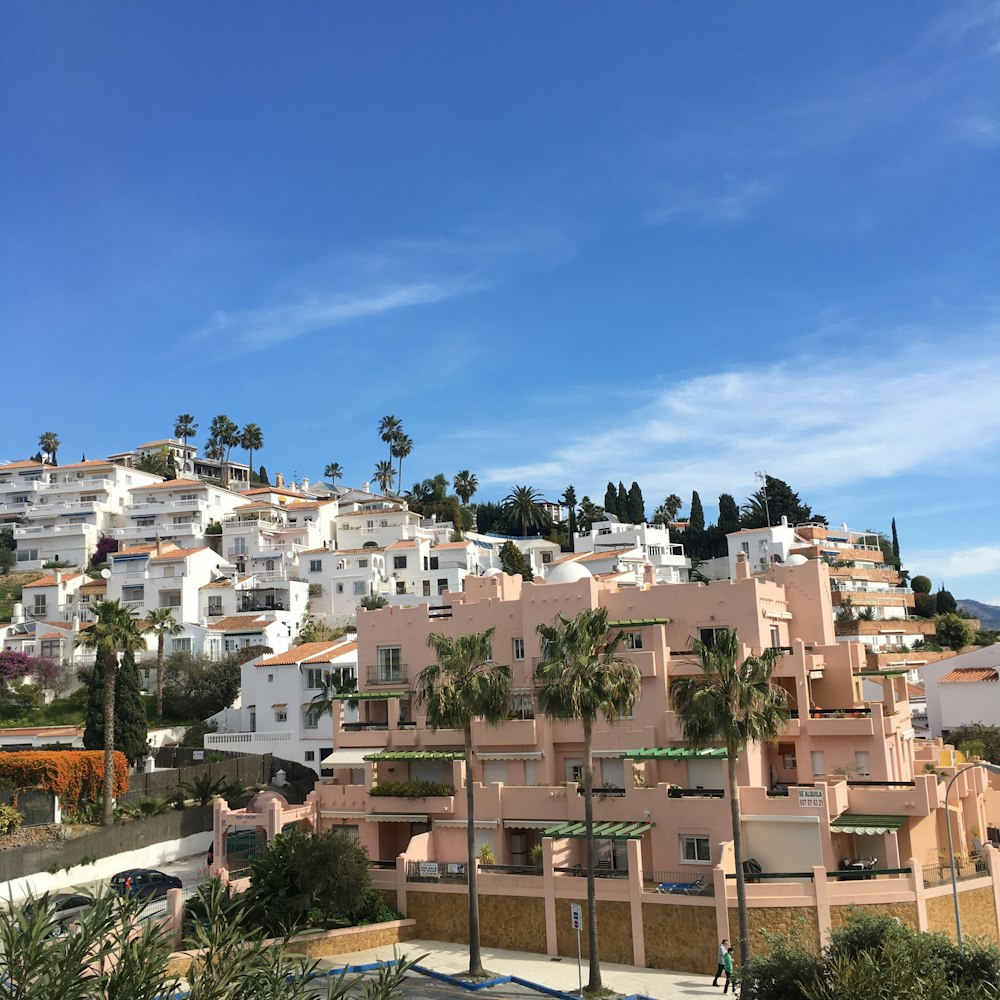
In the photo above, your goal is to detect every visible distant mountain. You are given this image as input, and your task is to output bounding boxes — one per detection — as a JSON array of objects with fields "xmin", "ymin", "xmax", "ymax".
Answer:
[{"xmin": 959, "ymin": 600, "xmax": 1000, "ymax": 630}]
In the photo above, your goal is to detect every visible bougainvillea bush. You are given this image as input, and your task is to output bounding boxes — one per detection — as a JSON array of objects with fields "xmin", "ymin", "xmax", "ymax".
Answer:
[{"xmin": 0, "ymin": 750, "xmax": 128, "ymax": 813}]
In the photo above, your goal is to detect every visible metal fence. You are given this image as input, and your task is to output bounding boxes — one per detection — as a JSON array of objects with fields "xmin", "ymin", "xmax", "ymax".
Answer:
[
  {"xmin": 405, "ymin": 860, "xmax": 467, "ymax": 884},
  {"xmin": 644, "ymin": 870, "xmax": 714, "ymax": 895},
  {"xmin": 923, "ymin": 854, "xmax": 988, "ymax": 888}
]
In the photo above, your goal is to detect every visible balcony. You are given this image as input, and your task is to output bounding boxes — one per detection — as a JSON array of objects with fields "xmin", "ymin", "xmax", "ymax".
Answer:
[
  {"xmin": 366, "ymin": 665, "xmax": 408, "ymax": 686},
  {"xmin": 204, "ymin": 731, "xmax": 294, "ymax": 751}
]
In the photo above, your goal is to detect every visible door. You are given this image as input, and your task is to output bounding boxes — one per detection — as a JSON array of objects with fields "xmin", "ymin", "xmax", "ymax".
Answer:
[{"xmin": 601, "ymin": 759, "xmax": 625, "ymax": 790}]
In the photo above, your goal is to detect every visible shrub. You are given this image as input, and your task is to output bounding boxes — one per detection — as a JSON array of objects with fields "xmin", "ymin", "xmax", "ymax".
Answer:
[
  {"xmin": 937, "ymin": 613, "xmax": 974, "ymax": 651},
  {"xmin": 0, "ymin": 804, "xmax": 23, "ymax": 836},
  {"xmin": 735, "ymin": 929, "xmax": 821, "ymax": 1000},
  {"xmin": 0, "ymin": 751, "xmax": 127, "ymax": 813},
  {"xmin": 914, "ymin": 593, "xmax": 937, "ymax": 618},
  {"xmin": 911, "ymin": 575, "xmax": 932, "ymax": 594},
  {"xmin": 368, "ymin": 779, "xmax": 454, "ymax": 798}
]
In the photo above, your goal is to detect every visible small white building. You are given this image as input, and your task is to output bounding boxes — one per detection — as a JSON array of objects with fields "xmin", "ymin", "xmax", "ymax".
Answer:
[
  {"xmin": 574, "ymin": 518, "xmax": 690, "ymax": 584},
  {"xmin": 205, "ymin": 639, "xmax": 358, "ymax": 770},
  {"xmin": 121, "ymin": 478, "xmax": 246, "ymax": 547},
  {"xmin": 921, "ymin": 644, "xmax": 1000, "ymax": 738}
]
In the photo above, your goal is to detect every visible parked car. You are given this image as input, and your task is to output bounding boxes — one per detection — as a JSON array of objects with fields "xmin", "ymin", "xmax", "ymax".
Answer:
[
  {"xmin": 22, "ymin": 892, "xmax": 94, "ymax": 936},
  {"xmin": 109, "ymin": 869, "xmax": 182, "ymax": 900}
]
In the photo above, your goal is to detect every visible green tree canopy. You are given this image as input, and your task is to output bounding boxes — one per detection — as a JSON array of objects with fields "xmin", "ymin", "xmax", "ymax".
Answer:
[
  {"xmin": 577, "ymin": 496, "xmax": 605, "ymax": 533},
  {"xmin": 740, "ymin": 475, "xmax": 825, "ymax": 529},
  {"xmin": 453, "ymin": 470, "xmax": 478, "ymax": 505},
  {"xmin": 627, "ymin": 481, "xmax": 645, "ymax": 524},
  {"xmin": 501, "ymin": 485, "xmax": 545, "ymax": 537},
  {"xmin": 936, "ymin": 587, "xmax": 958, "ymax": 614},
  {"xmin": 911, "ymin": 575, "xmax": 932, "ymax": 594},
  {"xmin": 162, "ymin": 652, "xmax": 242, "ymax": 720},
  {"xmin": 603, "ymin": 482, "xmax": 617, "ymax": 516},
  {"xmin": 498, "ymin": 540, "xmax": 533, "ymax": 580},
  {"xmin": 653, "ymin": 494, "xmax": 683, "ymax": 525},
  {"xmin": 936, "ymin": 613, "xmax": 973, "ymax": 650},
  {"xmin": 717, "ymin": 493, "xmax": 740, "ymax": 534},
  {"xmin": 688, "ymin": 490, "xmax": 705, "ymax": 533},
  {"xmin": 114, "ymin": 650, "xmax": 148, "ymax": 766},
  {"xmin": 240, "ymin": 423, "xmax": 264, "ymax": 473}
]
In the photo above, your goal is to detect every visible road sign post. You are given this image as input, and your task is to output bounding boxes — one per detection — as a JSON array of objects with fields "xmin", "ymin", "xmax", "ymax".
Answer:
[{"xmin": 570, "ymin": 903, "xmax": 583, "ymax": 994}]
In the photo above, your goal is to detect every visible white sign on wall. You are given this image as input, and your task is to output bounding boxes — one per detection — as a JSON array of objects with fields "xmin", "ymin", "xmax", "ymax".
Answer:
[{"xmin": 798, "ymin": 788, "xmax": 825, "ymax": 809}]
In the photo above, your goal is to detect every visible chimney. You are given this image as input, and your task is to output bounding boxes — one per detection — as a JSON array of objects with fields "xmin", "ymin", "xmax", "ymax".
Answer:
[
  {"xmin": 275, "ymin": 472, "xmax": 284, "ymax": 488},
  {"xmin": 780, "ymin": 515, "xmax": 788, "ymax": 528},
  {"xmin": 735, "ymin": 551, "xmax": 751, "ymax": 580},
  {"xmin": 301, "ymin": 477, "xmax": 309, "ymax": 491},
  {"xmin": 643, "ymin": 562, "xmax": 656, "ymax": 588},
  {"xmin": 156, "ymin": 538, "xmax": 163, "ymax": 556},
  {"xmin": 54, "ymin": 569, "xmax": 62, "ymax": 585},
  {"xmin": 362, "ymin": 481, "xmax": 369, "ymax": 492}
]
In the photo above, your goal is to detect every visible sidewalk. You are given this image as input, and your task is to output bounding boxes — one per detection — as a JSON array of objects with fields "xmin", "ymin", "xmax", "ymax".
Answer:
[{"xmin": 318, "ymin": 939, "xmax": 720, "ymax": 1000}]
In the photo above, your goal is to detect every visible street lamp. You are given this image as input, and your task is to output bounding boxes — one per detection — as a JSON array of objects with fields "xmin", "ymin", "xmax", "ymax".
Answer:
[{"xmin": 945, "ymin": 761, "xmax": 1000, "ymax": 946}]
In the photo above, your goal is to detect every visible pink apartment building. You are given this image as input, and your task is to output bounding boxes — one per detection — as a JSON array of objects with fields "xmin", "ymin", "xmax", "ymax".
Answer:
[{"xmin": 213, "ymin": 554, "xmax": 1000, "ymax": 971}]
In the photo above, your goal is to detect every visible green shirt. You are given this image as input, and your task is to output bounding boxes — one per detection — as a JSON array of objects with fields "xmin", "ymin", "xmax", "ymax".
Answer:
[{"xmin": 723, "ymin": 953, "xmax": 734, "ymax": 973}]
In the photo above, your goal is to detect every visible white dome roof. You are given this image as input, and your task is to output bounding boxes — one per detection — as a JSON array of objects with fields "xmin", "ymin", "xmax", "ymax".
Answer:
[
  {"xmin": 482, "ymin": 566, "xmax": 504, "ymax": 577},
  {"xmin": 544, "ymin": 560, "xmax": 593, "ymax": 585},
  {"xmin": 785, "ymin": 554, "xmax": 808, "ymax": 566}
]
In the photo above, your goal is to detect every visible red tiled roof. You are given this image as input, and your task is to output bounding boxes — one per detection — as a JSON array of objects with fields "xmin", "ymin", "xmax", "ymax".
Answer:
[
  {"xmin": 433, "ymin": 542, "xmax": 470, "ymax": 550},
  {"xmin": 550, "ymin": 547, "xmax": 636, "ymax": 566},
  {"xmin": 386, "ymin": 539, "xmax": 417, "ymax": 549},
  {"xmin": 0, "ymin": 725, "xmax": 82, "ymax": 738},
  {"xmin": 205, "ymin": 615, "xmax": 275, "ymax": 633},
  {"xmin": 258, "ymin": 640, "xmax": 358, "ymax": 667},
  {"xmin": 940, "ymin": 667, "xmax": 999, "ymax": 684},
  {"xmin": 0, "ymin": 460, "xmax": 46, "ymax": 472},
  {"xmin": 22, "ymin": 572, "xmax": 84, "ymax": 589},
  {"xmin": 150, "ymin": 546, "xmax": 211, "ymax": 562}
]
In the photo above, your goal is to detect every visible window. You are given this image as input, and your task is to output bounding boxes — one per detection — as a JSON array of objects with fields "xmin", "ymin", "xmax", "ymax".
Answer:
[
  {"xmin": 32, "ymin": 597, "xmax": 46, "ymax": 616},
  {"xmin": 811, "ymin": 751, "xmax": 826, "ymax": 777},
  {"xmin": 377, "ymin": 646, "xmax": 403, "ymax": 678},
  {"xmin": 770, "ymin": 625, "xmax": 780, "ymax": 648},
  {"xmin": 179, "ymin": 493, "xmax": 197, "ymax": 501},
  {"xmin": 303, "ymin": 708, "xmax": 321, "ymax": 730},
  {"xmin": 358, "ymin": 559, "xmax": 368, "ymax": 568},
  {"xmin": 541, "ymin": 551, "xmax": 553, "ymax": 564},
  {"xmin": 624, "ymin": 632, "xmax": 643, "ymax": 650},
  {"xmin": 170, "ymin": 637, "xmax": 192, "ymax": 654},
  {"xmin": 305, "ymin": 667, "xmax": 329, "ymax": 689},
  {"xmin": 422, "ymin": 581, "xmax": 431, "ymax": 596},
  {"xmin": 275, "ymin": 709, "xmax": 287, "ymax": 723},
  {"xmin": 304, "ymin": 751, "xmax": 315, "ymax": 762},
  {"xmin": 162, "ymin": 565, "xmax": 175, "ymax": 578},
  {"xmin": 679, "ymin": 835, "xmax": 711, "ymax": 863},
  {"xmin": 393, "ymin": 555, "xmax": 407, "ymax": 570},
  {"xmin": 207, "ymin": 596, "xmax": 222, "ymax": 615},
  {"xmin": 309, "ymin": 560, "xmax": 322, "ymax": 573},
  {"xmin": 741, "ymin": 541, "xmax": 750, "ymax": 555},
  {"xmin": 698, "ymin": 627, "xmax": 727, "ymax": 650},
  {"xmin": 336, "ymin": 583, "xmax": 344, "ymax": 594},
  {"xmin": 395, "ymin": 582, "xmax": 405, "ymax": 594},
  {"xmin": 512, "ymin": 638, "xmax": 525, "ymax": 660},
  {"xmin": 267, "ymin": 673, "xmax": 274, "ymax": 683},
  {"xmin": 353, "ymin": 581, "xmax": 366, "ymax": 596},
  {"xmin": 429, "ymin": 556, "xmax": 439, "ymax": 570},
  {"xmin": 17, "ymin": 549, "xmax": 38, "ymax": 562},
  {"xmin": 137, "ymin": 517, "xmax": 155, "ymax": 527},
  {"xmin": 40, "ymin": 639, "xmax": 60, "ymax": 659},
  {"xmin": 437, "ymin": 578, "xmax": 447, "ymax": 595},
  {"xmin": 855, "ymin": 751, "xmax": 870, "ymax": 778}
]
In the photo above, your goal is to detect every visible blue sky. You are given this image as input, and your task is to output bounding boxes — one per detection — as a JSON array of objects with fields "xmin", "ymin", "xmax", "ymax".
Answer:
[{"xmin": 3, "ymin": 2, "xmax": 999, "ymax": 601}]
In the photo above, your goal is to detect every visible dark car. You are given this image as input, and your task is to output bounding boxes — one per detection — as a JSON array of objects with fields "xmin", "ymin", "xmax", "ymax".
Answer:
[
  {"xmin": 110, "ymin": 868, "xmax": 182, "ymax": 900},
  {"xmin": 23, "ymin": 892, "xmax": 94, "ymax": 936}
]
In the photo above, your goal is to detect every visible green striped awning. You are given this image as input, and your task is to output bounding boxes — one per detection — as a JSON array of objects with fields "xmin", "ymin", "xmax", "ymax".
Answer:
[
  {"xmin": 363, "ymin": 750, "xmax": 464, "ymax": 762},
  {"xmin": 543, "ymin": 821, "xmax": 653, "ymax": 839},
  {"xmin": 608, "ymin": 618, "xmax": 671, "ymax": 627},
  {"xmin": 622, "ymin": 747, "xmax": 728, "ymax": 760},
  {"xmin": 335, "ymin": 691, "xmax": 408, "ymax": 700},
  {"xmin": 830, "ymin": 814, "xmax": 907, "ymax": 835}
]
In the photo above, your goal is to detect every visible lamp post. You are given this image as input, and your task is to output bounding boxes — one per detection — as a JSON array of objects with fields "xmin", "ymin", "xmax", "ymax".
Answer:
[{"xmin": 945, "ymin": 761, "xmax": 1000, "ymax": 946}]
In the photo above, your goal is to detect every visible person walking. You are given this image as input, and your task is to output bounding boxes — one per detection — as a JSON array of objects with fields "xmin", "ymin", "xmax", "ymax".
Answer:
[
  {"xmin": 712, "ymin": 939, "xmax": 729, "ymax": 987},
  {"xmin": 722, "ymin": 946, "xmax": 735, "ymax": 994}
]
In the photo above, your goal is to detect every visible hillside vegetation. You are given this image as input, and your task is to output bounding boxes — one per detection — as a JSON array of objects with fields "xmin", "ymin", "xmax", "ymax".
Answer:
[{"xmin": 0, "ymin": 570, "xmax": 45, "ymax": 621}]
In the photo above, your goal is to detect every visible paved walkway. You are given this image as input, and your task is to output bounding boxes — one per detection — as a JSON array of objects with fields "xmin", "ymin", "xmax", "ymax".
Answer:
[{"xmin": 318, "ymin": 939, "xmax": 721, "ymax": 1000}]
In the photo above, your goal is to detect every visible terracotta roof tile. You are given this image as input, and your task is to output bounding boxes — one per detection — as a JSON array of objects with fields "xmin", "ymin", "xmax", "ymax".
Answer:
[
  {"xmin": 22, "ymin": 573, "xmax": 84, "ymax": 589},
  {"xmin": 38, "ymin": 632, "xmax": 64, "ymax": 640},
  {"xmin": 0, "ymin": 460, "xmax": 46, "ymax": 472},
  {"xmin": 386, "ymin": 539, "xmax": 417, "ymax": 549},
  {"xmin": 550, "ymin": 547, "xmax": 637, "ymax": 566},
  {"xmin": 940, "ymin": 667, "xmax": 999, "ymax": 684},
  {"xmin": 243, "ymin": 487, "xmax": 313, "ymax": 499},
  {"xmin": 433, "ymin": 542, "xmax": 470, "ymax": 550},
  {"xmin": 80, "ymin": 579, "xmax": 107, "ymax": 591},
  {"xmin": 149, "ymin": 546, "xmax": 211, "ymax": 562},
  {"xmin": 205, "ymin": 615, "xmax": 276, "ymax": 633},
  {"xmin": 199, "ymin": 579, "xmax": 234, "ymax": 589},
  {"xmin": 258, "ymin": 640, "xmax": 358, "ymax": 666}
]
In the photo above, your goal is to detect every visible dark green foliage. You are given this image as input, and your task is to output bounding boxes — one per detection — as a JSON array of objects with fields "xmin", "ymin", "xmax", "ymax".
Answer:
[
  {"xmin": 616, "ymin": 481, "xmax": 628, "ymax": 519},
  {"xmin": 914, "ymin": 593, "xmax": 937, "ymax": 618},
  {"xmin": 562, "ymin": 486, "xmax": 577, "ymax": 545},
  {"xmin": 257, "ymin": 464, "xmax": 269, "ymax": 485},
  {"xmin": 0, "ymin": 528, "xmax": 14, "ymax": 551},
  {"xmin": 874, "ymin": 532, "xmax": 898, "ymax": 571},
  {"xmin": 688, "ymin": 490, "xmax": 705, "ymax": 533},
  {"xmin": 577, "ymin": 497, "xmax": 605, "ymax": 533},
  {"xmin": 502, "ymin": 485, "xmax": 547, "ymax": 537},
  {"xmin": 180, "ymin": 719, "xmax": 217, "ymax": 748},
  {"xmin": 83, "ymin": 647, "xmax": 110, "ymax": 751},
  {"xmin": 948, "ymin": 724, "xmax": 1000, "ymax": 763},
  {"xmin": 936, "ymin": 587, "xmax": 958, "ymax": 614},
  {"xmin": 603, "ymin": 482, "xmax": 617, "ymax": 516},
  {"xmin": 243, "ymin": 827, "xmax": 392, "ymax": 936},
  {"xmin": 627, "ymin": 481, "xmax": 645, "ymax": 524},
  {"xmin": 0, "ymin": 549, "xmax": 13, "ymax": 575},
  {"xmin": 162, "ymin": 652, "xmax": 241, "ymax": 720},
  {"xmin": 976, "ymin": 630, "xmax": 1000, "ymax": 646},
  {"xmin": 911, "ymin": 575, "xmax": 932, "ymax": 594},
  {"xmin": 472, "ymin": 500, "xmax": 504, "ymax": 534},
  {"xmin": 499, "ymin": 540, "xmax": 534, "ymax": 581},
  {"xmin": 359, "ymin": 594, "xmax": 389, "ymax": 610},
  {"xmin": 114, "ymin": 651, "xmax": 148, "ymax": 766},
  {"xmin": 891, "ymin": 518, "xmax": 900, "ymax": 563},
  {"xmin": 717, "ymin": 494, "xmax": 740, "ymax": 535},
  {"xmin": 741, "ymin": 475, "xmax": 825, "ymax": 529},
  {"xmin": 937, "ymin": 613, "xmax": 974, "ymax": 650},
  {"xmin": 369, "ymin": 779, "xmax": 454, "ymax": 797},
  {"xmin": 735, "ymin": 929, "xmax": 821, "ymax": 1000},
  {"xmin": 653, "ymin": 494, "xmax": 683, "ymax": 525}
]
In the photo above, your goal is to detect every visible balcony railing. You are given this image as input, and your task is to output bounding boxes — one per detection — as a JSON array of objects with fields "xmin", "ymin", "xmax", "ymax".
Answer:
[
  {"xmin": 480, "ymin": 864, "xmax": 543, "ymax": 876},
  {"xmin": 366, "ymin": 665, "xmax": 408, "ymax": 685},
  {"xmin": 407, "ymin": 860, "xmax": 467, "ymax": 883},
  {"xmin": 643, "ymin": 870, "xmax": 714, "ymax": 894}
]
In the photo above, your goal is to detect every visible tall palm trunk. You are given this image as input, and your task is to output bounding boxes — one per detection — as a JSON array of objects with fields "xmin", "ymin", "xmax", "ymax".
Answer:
[
  {"xmin": 464, "ymin": 724, "xmax": 483, "ymax": 976},
  {"xmin": 103, "ymin": 653, "xmax": 117, "ymax": 826},
  {"xmin": 728, "ymin": 746, "xmax": 750, "ymax": 961},
  {"xmin": 583, "ymin": 718, "xmax": 602, "ymax": 991},
  {"xmin": 155, "ymin": 633, "xmax": 165, "ymax": 722}
]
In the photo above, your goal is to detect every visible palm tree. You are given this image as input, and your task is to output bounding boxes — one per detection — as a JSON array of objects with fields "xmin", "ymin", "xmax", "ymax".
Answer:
[
  {"xmin": 76, "ymin": 600, "xmax": 147, "ymax": 825},
  {"xmin": 208, "ymin": 414, "xmax": 239, "ymax": 464},
  {"xmin": 562, "ymin": 485, "xmax": 577, "ymax": 545},
  {"xmin": 391, "ymin": 433, "xmax": 413, "ymax": 487},
  {"xmin": 323, "ymin": 462, "xmax": 344, "ymax": 485},
  {"xmin": 415, "ymin": 629, "xmax": 512, "ymax": 977},
  {"xmin": 502, "ymin": 485, "xmax": 545, "ymax": 537},
  {"xmin": 309, "ymin": 668, "xmax": 358, "ymax": 725},
  {"xmin": 453, "ymin": 470, "xmax": 478, "ymax": 506},
  {"xmin": 240, "ymin": 423, "xmax": 264, "ymax": 474},
  {"xmin": 174, "ymin": 414, "xmax": 197, "ymax": 474},
  {"xmin": 38, "ymin": 431, "xmax": 60, "ymax": 466},
  {"xmin": 142, "ymin": 608, "xmax": 182, "ymax": 721},
  {"xmin": 377, "ymin": 415, "xmax": 402, "ymax": 467},
  {"xmin": 669, "ymin": 628, "xmax": 789, "ymax": 963},
  {"xmin": 535, "ymin": 608, "xmax": 640, "ymax": 993},
  {"xmin": 373, "ymin": 460, "xmax": 395, "ymax": 495}
]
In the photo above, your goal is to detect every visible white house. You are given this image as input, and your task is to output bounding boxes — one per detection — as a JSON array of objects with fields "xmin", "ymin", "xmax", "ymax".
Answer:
[
  {"xmin": 574, "ymin": 518, "xmax": 690, "ymax": 584},
  {"xmin": 921, "ymin": 644, "xmax": 1000, "ymax": 738},
  {"xmin": 121, "ymin": 478, "xmax": 246, "ymax": 547},
  {"xmin": 205, "ymin": 639, "xmax": 359, "ymax": 770}
]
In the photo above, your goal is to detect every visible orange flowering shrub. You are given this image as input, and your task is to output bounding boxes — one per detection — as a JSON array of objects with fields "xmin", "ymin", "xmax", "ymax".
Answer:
[{"xmin": 0, "ymin": 751, "xmax": 128, "ymax": 812}]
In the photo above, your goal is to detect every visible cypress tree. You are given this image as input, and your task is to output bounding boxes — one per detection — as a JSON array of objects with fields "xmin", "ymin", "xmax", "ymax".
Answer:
[
  {"xmin": 114, "ymin": 650, "xmax": 148, "ymax": 767},
  {"xmin": 891, "ymin": 518, "xmax": 900, "ymax": 567},
  {"xmin": 604, "ymin": 482, "xmax": 617, "ymax": 517},
  {"xmin": 617, "ymin": 482, "xmax": 628, "ymax": 520},
  {"xmin": 499, "ymin": 540, "xmax": 534, "ymax": 581},
  {"xmin": 689, "ymin": 490, "xmax": 705, "ymax": 533},
  {"xmin": 936, "ymin": 587, "xmax": 957, "ymax": 615},
  {"xmin": 83, "ymin": 647, "xmax": 109, "ymax": 751},
  {"xmin": 258, "ymin": 465, "xmax": 270, "ymax": 485},
  {"xmin": 627, "ymin": 482, "xmax": 645, "ymax": 524},
  {"xmin": 717, "ymin": 494, "xmax": 740, "ymax": 535}
]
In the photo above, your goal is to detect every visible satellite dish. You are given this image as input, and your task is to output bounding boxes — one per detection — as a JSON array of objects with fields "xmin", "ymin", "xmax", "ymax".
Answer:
[{"xmin": 100, "ymin": 568, "xmax": 111, "ymax": 579}]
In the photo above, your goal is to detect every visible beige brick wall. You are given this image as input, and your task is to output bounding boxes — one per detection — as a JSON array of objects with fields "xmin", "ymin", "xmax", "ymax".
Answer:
[
  {"xmin": 926, "ymin": 887, "xmax": 999, "ymax": 944},
  {"xmin": 555, "ymin": 900, "xmax": 633, "ymax": 966},
  {"xmin": 480, "ymin": 894, "xmax": 547, "ymax": 953},
  {"xmin": 728, "ymin": 906, "xmax": 821, "ymax": 962},
  {"xmin": 830, "ymin": 901, "xmax": 919, "ymax": 932}
]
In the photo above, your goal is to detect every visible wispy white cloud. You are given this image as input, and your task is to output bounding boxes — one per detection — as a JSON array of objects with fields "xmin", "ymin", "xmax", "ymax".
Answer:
[
  {"xmin": 483, "ymin": 325, "xmax": 1000, "ymax": 506},
  {"xmin": 649, "ymin": 179, "xmax": 773, "ymax": 225},
  {"xmin": 955, "ymin": 113, "xmax": 1000, "ymax": 146},
  {"xmin": 904, "ymin": 546, "xmax": 1000, "ymax": 584}
]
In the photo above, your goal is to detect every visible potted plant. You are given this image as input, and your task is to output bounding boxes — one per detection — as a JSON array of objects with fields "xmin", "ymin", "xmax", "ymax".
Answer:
[{"xmin": 668, "ymin": 783, "xmax": 683, "ymax": 798}]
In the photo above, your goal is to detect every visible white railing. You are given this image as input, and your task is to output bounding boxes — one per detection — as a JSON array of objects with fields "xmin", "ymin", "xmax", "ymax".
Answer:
[
  {"xmin": 123, "ymin": 571, "xmax": 147, "ymax": 581},
  {"xmin": 249, "ymin": 570, "xmax": 289, "ymax": 583},
  {"xmin": 205, "ymin": 731, "xmax": 293, "ymax": 747},
  {"xmin": 14, "ymin": 526, "xmax": 46, "ymax": 535},
  {"xmin": 122, "ymin": 600, "xmax": 145, "ymax": 612}
]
